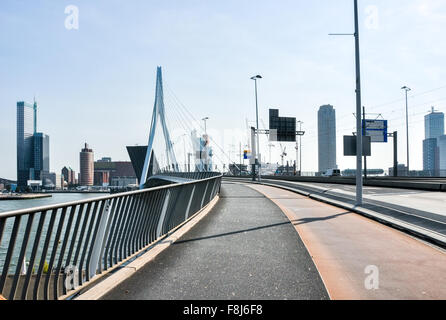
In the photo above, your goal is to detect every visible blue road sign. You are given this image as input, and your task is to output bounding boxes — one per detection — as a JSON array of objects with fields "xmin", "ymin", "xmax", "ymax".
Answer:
[{"xmin": 362, "ymin": 119, "xmax": 388, "ymax": 143}]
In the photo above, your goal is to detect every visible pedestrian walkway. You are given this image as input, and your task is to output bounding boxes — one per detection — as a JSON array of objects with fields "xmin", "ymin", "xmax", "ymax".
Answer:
[
  {"xmin": 102, "ymin": 182, "xmax": 329, "ymax": 300},
  {"xmin": 249, "ymin": 183, "xmax": 446, "ymax": 299}
]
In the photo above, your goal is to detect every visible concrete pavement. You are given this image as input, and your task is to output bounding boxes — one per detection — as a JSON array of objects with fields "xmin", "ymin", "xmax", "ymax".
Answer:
[{"xmin": 102, "ymin": 182, "xmax": 329, "ymax": 300}]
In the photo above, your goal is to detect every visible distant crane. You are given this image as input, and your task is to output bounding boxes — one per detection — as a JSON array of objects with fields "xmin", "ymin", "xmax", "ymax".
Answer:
[
  {"xmin": 267, "ymin": 143, "xmax": 275, "ymax": 163},
  {"xmin": 279, "ymin": 143, "xmax": 287, "ymax": 167}
]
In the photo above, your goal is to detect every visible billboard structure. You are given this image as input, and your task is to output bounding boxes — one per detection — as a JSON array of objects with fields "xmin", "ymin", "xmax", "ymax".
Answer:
[
  {"xmin": 269, "ymin": 109, "xmax": 296, "ymax": 142},
  {"xmin": 343, "ymin": 136, "xmax": 371, "ymax": 156}
]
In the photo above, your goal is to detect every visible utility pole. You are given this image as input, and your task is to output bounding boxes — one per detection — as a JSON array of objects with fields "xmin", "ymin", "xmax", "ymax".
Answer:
[
  {"xmin": 240, "ymin": 142, "xmax": 242, "ymax": 177},
  {"xmin": 363, "ymin": 106, "xmax": 367, "ymax": 179},
  {"xmin": 354, "ymin": 0, "xmax": 363, "ymax": 205},
  {"xmin": 401, "ymin": 86, "xmax": 411, "ymax": 176},
  {"xmin": 393, "ymin": 131, "xmax": 398, "ymax": 177}
]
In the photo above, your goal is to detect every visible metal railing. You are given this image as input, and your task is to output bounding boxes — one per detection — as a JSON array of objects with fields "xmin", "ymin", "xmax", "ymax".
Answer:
[{"xmin": 0, "ymin": 174, "xmax": 222, "ymax": 300}]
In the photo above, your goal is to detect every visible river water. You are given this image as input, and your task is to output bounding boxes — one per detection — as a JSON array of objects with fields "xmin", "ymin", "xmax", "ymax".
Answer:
[
  {"xmin": 0, "ymin": 193, "xmax": 106, "ymax": 213},
  {"xmin": 0, "ymin": 193, "xmax": 109, "ymax": 274}
]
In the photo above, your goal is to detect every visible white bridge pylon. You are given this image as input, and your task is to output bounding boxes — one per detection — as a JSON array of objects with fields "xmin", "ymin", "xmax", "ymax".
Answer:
[{"xmin": 140, "ymin": 66, "xmax": 179, "ymax": 189}]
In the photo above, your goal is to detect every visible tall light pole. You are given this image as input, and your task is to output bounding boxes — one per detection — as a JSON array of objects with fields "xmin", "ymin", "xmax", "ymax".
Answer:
[
  {"xmin": 297, "ymin": 121, "xmax": 303, "ymax": 176},
  {"xmin": 401, "ymin": 86, "xmax": 411, "ymax": 175},
  {"xmin": 251, "ymin": 75, "xmax": 262, "ymax": 182},
  {"xmin": 202, "ymin": 117, "xmax": 209, "ymax": 135},
  {"xmin": 354, "ymin": 0, "xmax": 363, "ymax": 206},
  {"xmin": 329, "ymin": 0, "xmax": 363, "ymax": 206}
]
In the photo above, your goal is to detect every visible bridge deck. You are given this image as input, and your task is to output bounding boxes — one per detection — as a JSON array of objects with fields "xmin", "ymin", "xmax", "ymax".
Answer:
[{"xmin": 101, "ymin": 182, "xmax": 329, "ymax": 300}]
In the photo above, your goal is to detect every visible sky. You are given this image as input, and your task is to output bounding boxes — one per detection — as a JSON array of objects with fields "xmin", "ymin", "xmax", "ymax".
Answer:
[{"xmin": 1, "ymin": 0, "xmax": 446, "ymax": 180}]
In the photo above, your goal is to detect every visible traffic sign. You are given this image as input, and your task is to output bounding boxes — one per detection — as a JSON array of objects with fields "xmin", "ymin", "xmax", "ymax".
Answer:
[{"xmin": 362, "ymin": 119, "xmax": 388, "ymax": 142}]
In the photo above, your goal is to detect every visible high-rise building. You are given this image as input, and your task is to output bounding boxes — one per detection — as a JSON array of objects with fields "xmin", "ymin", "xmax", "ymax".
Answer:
[
  {"xmin": 423, "ymin": 108, "xmax": 444, "ymax": 175},
  {"xmin": 33, "ymin": 133, "xmax": 50, "ymax": 180},
  {"xmin": 16, "ymin": 101, "xmax": 36, "ymax": 186},
  {"xmin": 438, "ymin": 136, "xmax": 446, "ymax": 174},
  {"xmin": 318, "ymin": 104, "xmax": 337, "ymax": 173},
  {"xmin": 423, "ymin": 138, "xmax": 439, "ymax": 175},
  {"xmin": 425, "ymin": 107, "xmax": 444, "ymax": 140},
  {"xmin": 17, "ymin": 100, "xmax": 52, "ymax": 187},
  {"xmin": 80, "ymin": 143, "xmax": 94, "ymax": 186}
]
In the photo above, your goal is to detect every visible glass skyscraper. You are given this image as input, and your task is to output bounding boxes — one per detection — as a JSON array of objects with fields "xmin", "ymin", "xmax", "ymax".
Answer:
[
  {"xmin": 318, "ymin": 105, "xmax": 337, "ymax": 173},
  {"xmin": 16, "ymin": 101, "xmax": 36, "ymax": 186},
  {"xmin": 17, "ymin": 100, "xmax": 51, "ymax": 186},
  {"xmin": 33, "ymin": 133, "xmax": 50, "ymax": 180},
  {"xmin": 425, "ymin": 108, "xmax": 444, "ymax": 140},
  {"xmin": 438, "ymin": 136, "xmax": 446, "ymax": 174},
  {"xmin": 423, "ymin": 108, "xmax": 444, "ymax": 175}
]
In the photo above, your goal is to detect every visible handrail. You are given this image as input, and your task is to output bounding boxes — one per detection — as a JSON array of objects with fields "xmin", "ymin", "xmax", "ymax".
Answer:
[
  {"xmin": 0, "ymin": 174, "xmax": 222, "ymax": 300},
  {"xmin": 0, "ymin": 173, "xmax": 221, "ymax": 219}
]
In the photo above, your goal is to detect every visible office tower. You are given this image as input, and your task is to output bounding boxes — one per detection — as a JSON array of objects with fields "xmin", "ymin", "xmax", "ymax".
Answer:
[
  {"xmin": 33, "ymin": 133, "xmax": 50, "ymax": 180},
  {"xmin": 438, "ymin": 136, "xmax": 446, "ymax": 174},
  {"xmin": 17, "ymin": 101, "xmax": 36, "ymax": 186},
  {"xmin": 318, "ymin": 105, "xmax": 337, "ymax": 173},
  {"xmin": 423, "ymin": 138, "xmax": 439, "ymax": 174},
  {"xmin": 423, "ymin": 108, "xmax": 444, "ymax": 175},
  {"xmin": 80, "ymin": 143, "xmax": 94, "ymax": 186},
  {"xmin": 425, "ymin": 108, "xmax": 444, "ymax": 139}
]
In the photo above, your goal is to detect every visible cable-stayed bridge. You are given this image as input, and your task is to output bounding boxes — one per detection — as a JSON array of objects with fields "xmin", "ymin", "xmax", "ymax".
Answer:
[{"xmin": 1, "ymin": 68, "xmax": 446, "ymax": 301}]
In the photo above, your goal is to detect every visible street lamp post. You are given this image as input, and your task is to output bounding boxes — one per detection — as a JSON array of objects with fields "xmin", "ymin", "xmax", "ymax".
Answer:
[
  {"xmin": 202, "ymin": 117, "xmax": 209, "ymax": 135},
  {"xmin": 329, "ymin": 0, "xmax": 363, "ymax": 206},
  {"xmin": 201, "ymin": 117, "xmax": 209, "ymax": 171},
  {"xmin": 297, "ymin": 121, "xmax": 303, "ymax": 176},
  {"xmin": 353, "ymin": 0, "xmax": 363, "ymax": 206},
  {"xmin": 401, "ymin": 86, "xmax": 411, "ymax": 175},
  {"xmin": 251, "ymin": 75, "xmax": 262, "ymax": 182}
]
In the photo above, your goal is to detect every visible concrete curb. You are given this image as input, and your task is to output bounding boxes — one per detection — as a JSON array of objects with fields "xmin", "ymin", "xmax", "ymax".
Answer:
[
  {"xmin": 228, "ymin": 179, "xmax": 446, "ymax": 249},
  {"xmin": 74, "ymin": 195, "xmax": 220, "ymax": 300}
]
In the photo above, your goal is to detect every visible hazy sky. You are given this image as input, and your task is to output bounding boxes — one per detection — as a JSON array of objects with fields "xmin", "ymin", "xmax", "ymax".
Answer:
[{"xmin": 1, "ymin": 0, "xmax": 446, "ymax": 179}]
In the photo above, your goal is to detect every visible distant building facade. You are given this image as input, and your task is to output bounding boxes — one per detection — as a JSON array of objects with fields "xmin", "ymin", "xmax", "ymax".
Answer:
[
  {"xmin": 110, "ymin": 176, "xmax": 138, "ymax": 187},
  {"xmin": 80, "ymin": 143, "xmax": 94, "ymax": 186},
  {"xmin": 62, "ymin": 166, "xmax": 76, "ymax": 185},
  {"xmin": 42, "ymin": 172, "xmax": 63, "ymax": 189},
  {"xmin": 94, "ymin": 157, "xmax": 136, "ymax": 186},
  {"xmin": 94, "ymin": 171, "xmax": 110, "ymax": 186},
  {"xmin": 318, "ymin": 104, "xmax": 337, "ymax": 173}
]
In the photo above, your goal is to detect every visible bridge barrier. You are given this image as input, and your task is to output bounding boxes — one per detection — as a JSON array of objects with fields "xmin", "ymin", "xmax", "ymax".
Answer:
[
  {"xmin": 0, "ymin": 174, "xmax": 222, "ymax": 300},
  {"xmin": 224, "ymin": 175, "xmax": 446, "ymax": 192}
]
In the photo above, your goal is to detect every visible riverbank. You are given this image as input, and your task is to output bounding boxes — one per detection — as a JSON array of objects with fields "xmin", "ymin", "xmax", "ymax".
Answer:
[{"xmin": 0, "ymin": 193, "xmax": 52, "ymax": 201}]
